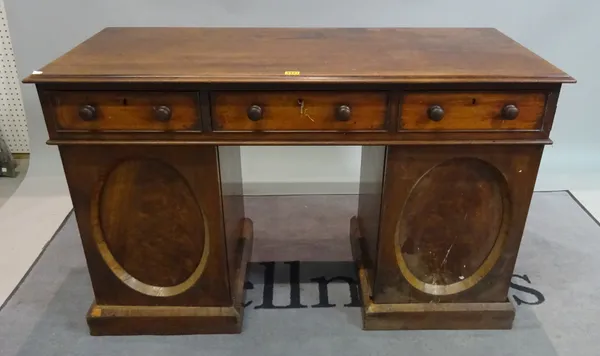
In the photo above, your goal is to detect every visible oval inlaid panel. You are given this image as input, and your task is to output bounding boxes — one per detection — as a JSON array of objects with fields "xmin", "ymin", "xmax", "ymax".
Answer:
[
  {"xmin": 98, "ymin": 159, "xmax": 207, "ymax": 288},
  {"xmin": 395, "ymin": 158, "xmax": 509, "ymax": 295}
]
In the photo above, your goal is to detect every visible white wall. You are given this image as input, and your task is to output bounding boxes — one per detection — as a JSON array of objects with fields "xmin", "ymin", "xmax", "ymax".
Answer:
[{"xmin": 5, "ymin": 0, "xmax": 598, "ymax": 193}]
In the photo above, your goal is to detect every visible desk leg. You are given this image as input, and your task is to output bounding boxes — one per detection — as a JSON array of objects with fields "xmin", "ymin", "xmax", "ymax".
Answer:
[
  {"xmin": 59, "ymin": 145, "xmax": 252, "ymax": 335},
  {"xmin": 352, "ymin": 145, "xmax": 542, "ymax": 330}
]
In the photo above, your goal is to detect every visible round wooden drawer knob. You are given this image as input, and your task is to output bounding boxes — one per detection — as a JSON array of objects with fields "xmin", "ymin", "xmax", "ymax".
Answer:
[
  {"xmin": 247, "ymin": 104, "xmax": 263, "ymax": 121},
  {"xmin": 336, "ymin": 105, "xmax": 352, "ymax": 121},
  {"xmin": 501, "ymin": 104, "xmax": 519, "ymax": 120},
  {"xmin": 153, "ymin": 106, "xmax": 172, "ymax": 122},
  {"xmin": 427, "ymin": 105, "xmax": 445, "ymax": 122},
  {"xmin": 78, "ymin": 105, "xmax": 97, "ymax": 121}
]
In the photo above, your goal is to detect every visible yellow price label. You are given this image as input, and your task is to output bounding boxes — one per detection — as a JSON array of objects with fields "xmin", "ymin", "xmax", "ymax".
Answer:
[{"xmin": 284, "ymin": 71, "xmax": 300, "ymax": 76}]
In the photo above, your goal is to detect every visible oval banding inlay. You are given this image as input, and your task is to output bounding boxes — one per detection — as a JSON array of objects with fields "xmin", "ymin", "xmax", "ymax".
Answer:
[
  {"xmin": 91, "ymin": 159, "xmax": 210, "ymax": 297},
  {"xmin": 395, "ymin": 157, "xmax": 511, "ymax": 296}
]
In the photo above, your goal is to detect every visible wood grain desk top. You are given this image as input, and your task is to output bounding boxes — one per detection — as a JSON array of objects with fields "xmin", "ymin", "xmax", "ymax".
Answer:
[{"xmin": 24, "ymin": 27, "xmax": 574, "ymax": 84}]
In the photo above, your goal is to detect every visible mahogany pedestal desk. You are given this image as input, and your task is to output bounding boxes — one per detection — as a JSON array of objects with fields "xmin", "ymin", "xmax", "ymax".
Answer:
[{"xmin": 24, "ymin": 28, "xmax": 574, "ymax": 335}]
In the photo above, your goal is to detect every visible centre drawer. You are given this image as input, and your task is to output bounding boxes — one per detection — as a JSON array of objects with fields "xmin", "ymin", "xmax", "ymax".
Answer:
[{"xmin": 211, "ymin": 91, "xmax": 388, "ymax": 131}]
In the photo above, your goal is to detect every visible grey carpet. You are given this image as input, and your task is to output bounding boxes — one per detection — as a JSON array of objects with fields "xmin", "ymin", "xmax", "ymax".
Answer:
[{"xmin": 0, "ymin": 191, "xmax": 598, "ymax": 356}]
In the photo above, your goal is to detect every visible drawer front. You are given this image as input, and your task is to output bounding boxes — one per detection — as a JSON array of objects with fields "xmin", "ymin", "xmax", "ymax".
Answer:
[
  {"xmin": 211, "ymin": 91, "xmax": 387, "ymax": 131},
  {"xmin": 51, "ymin": 91, "xmax": 200, "ymax": 131},
  {"xmin": 400, "ymin": 92, "xmax": 546, "ymax": 131}
]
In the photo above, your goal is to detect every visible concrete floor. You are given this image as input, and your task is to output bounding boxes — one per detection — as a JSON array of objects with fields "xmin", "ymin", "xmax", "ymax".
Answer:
[
  {"xmin": 571, "ymin": 190, "xmax": 600, "ymax": 225},
  {"xmin": 0, "ymin": 158, "xmax": 29, "ymax": 209}
]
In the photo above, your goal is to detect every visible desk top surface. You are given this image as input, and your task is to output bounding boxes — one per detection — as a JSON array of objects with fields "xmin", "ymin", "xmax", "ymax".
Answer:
[{"xmin": 24, "ymin": 27, "xmax": 574, "ymax": 85}]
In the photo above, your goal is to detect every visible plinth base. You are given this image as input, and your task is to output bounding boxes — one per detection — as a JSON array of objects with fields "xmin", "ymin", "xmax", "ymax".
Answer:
[
  {"xmin": 349, "ymin": 216, "xmax": 515, "ymax": 330},
  {"xmin": 87, "ymin": 218, "xmax": 254, "ymax": 335}
]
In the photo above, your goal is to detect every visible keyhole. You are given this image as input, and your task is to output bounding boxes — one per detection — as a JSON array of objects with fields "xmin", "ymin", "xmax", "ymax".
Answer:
[
  {"xmin": 122, "ymin": 98, "xmax": 128, "ymax": 106},
  {"xmin": 471, "ymin": 98, "xmax": 477, "ymax": 105}
]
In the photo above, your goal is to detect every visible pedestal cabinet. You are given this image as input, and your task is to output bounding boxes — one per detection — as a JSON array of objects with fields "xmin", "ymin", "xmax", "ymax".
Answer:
[
  {"xmin": 24, "ymin": 27, "xmax": 574, "ymax": 335},
  {"xmin": 353, "ymin": 144, "xmax": 543, "ymax": 329},
  {"xmin": 59, "ymin": 145, "xmax": 251, "ymax": 334}
]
